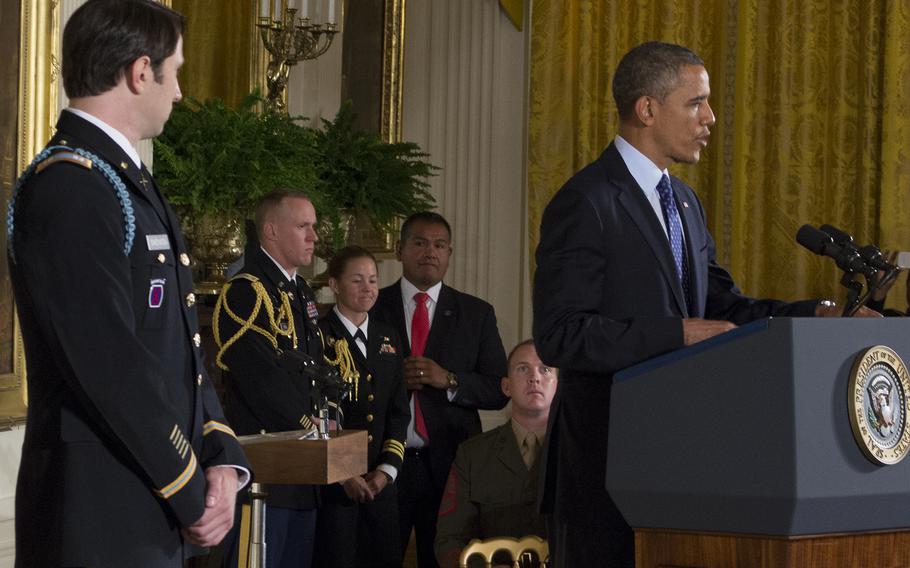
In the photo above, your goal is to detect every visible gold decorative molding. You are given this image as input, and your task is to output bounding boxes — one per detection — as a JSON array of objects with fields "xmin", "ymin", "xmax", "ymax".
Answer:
[
  {"xmin": 380, "ymin": 0, "xmax": 405, "ymax": 143},
  {"xmin": 18, "ymin": 0, "xmax": 59, "ymax": 171},
  {"xmin": 3, "ymin": 0, "xmax": 59, "ymax": 423}
]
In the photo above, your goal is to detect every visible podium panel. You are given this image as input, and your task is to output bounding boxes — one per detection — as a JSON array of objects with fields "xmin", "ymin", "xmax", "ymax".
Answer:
[{"xmin": 607, "ymin": 317, "xmax": 910, "ymax": 537}]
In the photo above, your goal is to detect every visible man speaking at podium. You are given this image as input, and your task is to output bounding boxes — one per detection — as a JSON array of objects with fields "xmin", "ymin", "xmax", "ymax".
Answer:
[{"xmin": 532, "ymin": 41, "xmax": 878, "ymax": 568}]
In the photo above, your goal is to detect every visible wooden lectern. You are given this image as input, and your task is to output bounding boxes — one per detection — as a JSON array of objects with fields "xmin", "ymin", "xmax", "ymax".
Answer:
[
  {"xmin": 238, "ymin": 429, "xmax": 368, "ymax": 568},
  {"xmin": 607, "ymin": 318, "xmax": 910, "ymax": 568}
]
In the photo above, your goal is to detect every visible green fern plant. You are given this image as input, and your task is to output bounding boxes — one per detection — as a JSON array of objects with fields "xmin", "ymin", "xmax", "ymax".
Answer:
[
  {"xmin": 314, "ymin": 101, "xmax": 438, "ymax": 253},
  {"xmin": 153, "ymin": 93, "xmax": 320, "ymax": 219}
]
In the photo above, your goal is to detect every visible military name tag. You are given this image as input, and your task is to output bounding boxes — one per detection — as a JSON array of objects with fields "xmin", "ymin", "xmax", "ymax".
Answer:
[
  {"xmin": 146, "ymin": 234, "xmax": 171, "ymax": 251},
  {"xmin": 848, "ymin": 345, "xmax": 910, "ymax": 465}
]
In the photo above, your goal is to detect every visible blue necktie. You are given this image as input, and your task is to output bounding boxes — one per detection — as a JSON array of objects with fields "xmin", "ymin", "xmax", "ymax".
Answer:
[{"xmin": 656, "ymin": 175, "xmax": 690, "ymax": 313}]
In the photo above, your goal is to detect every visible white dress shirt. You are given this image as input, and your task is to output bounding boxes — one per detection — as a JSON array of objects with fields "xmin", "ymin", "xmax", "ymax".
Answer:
[
  {"xmin": 614, "ymin": 134, "xmax": 686, "ymax": 247},
  {"xmin": 399, "ymin": 278, "xmax": 455, "ymax": 448},
  {"xmin": 65, "ymin": 108, "xmax": 142, "ymax": 168}
]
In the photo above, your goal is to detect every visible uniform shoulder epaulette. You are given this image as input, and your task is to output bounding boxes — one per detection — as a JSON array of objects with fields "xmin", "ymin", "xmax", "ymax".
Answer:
[
  {"xmin": 8, "ymin": 144, "xmax": 136, "ymax": 263},
  {"xmin": 35, "ymin": 150, "xmax": 93, "ymax": 174},
  {"xmin": 228, "ymin": 273, "xmax": 260, "ymax": 283}
]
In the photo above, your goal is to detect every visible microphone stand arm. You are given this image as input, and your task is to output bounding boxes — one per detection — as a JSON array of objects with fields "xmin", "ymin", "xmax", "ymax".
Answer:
[{"xmin": 840, "ymin": 265, "xmax": 900, "ymax": 317}]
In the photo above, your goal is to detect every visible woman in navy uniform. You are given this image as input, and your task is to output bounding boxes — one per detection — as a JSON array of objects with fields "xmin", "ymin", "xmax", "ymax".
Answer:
[{"xmin": 315, "ymin": 246, "xmax": 410, "ymax": 567}]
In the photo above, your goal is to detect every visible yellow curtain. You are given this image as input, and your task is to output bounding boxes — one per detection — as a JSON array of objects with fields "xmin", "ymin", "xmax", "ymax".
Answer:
[
  {"xmin": 529, "ymin": 1, "xmax": 910, "ymax": 310},
  {"xmin": 172, "ymin": 0, "xmax": 255, "ymax": 107}
]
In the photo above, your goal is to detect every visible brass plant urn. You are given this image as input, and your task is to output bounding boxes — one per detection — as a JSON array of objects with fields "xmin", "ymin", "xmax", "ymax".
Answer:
[{"xmin": 181, "ymin": 213, "xmax": 245, "ymax": 294}]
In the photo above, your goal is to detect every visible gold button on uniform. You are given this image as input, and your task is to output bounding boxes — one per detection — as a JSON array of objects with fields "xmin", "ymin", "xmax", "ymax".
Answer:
[
  {"xmin": 366, "ymin": 374, "xmax": 373, "ymax": 382},
  {"xmin": 179, "ymin": 253, "xmax": 190, "ymax": 266},
  {"xmin": 196, "ymin": 374, "xmax": 203, "ymax": 385},
  {"xmin": 157, "ymin": 253, "xmax": 166, "ymax": 264},
  {"xmin": 185, "ymin": 293, "xmax": 196, "ymax": 307},
  {"xmin": 59, "ymin": 139, "xmax": 68, "ymax": 145},
  {"xmin": 368, "ymin": 435, "xmax": 374, "ymax": 442},
  {"xmin": 367, "ymin": 394, "xmax": 374, "ymax": 402},
  {"xmin": 366, "ymin": 414, "xmax": 374, "ymax": 423},
  {"xmin": 193, "ymin": 333, "xmax": 201, "ymax": 347},
  {"xmin": 120, "ymin": 161, "xmax": 129, "ymax": 170}
]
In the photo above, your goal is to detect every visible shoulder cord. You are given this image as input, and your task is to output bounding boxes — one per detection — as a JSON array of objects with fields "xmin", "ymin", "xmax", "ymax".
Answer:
[
  {"xmin": 213, "ymin": 279, "xmax": 298, "ymax": 371},
  {"xmin": 323, "ymin": 337, "xmax": 360, "ymax": 401},
  {"xmin": 7, "ymin": 145, "xmax": 136, "ymax": 263}
]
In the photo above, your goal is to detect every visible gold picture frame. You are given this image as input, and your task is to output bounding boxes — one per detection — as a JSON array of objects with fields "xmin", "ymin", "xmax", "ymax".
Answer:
[
  {"xmin": 1, "ymin": 0, "xmax": 60, "ymax": 425},
  {"xmin": 381, "ymin": 0, "xmax": 405, "ymax": 144}
]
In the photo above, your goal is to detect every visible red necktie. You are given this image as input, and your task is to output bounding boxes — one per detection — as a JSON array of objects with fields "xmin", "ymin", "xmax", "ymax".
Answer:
[{"xmin": 411, "ymin": 292, "xmax": 430, "ymax": 441}]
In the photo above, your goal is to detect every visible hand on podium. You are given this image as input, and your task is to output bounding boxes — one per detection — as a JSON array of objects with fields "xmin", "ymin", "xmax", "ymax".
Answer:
[
  {"xmin": 683, "ymin": 318, "xmax": 737, "ymax": 345},
  {"xmin": 181, "ymin": 467, "xmax": 239, "ymax": 547},
  {"xmin": 814, "ymin": 302, "xmax": 882, "ymax": 318}
]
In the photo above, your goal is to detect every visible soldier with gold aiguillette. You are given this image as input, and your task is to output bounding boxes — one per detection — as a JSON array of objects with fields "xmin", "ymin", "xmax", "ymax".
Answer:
[{"xmin": 214, "ymin": 189, "xmax": 325, "ymax": 568}]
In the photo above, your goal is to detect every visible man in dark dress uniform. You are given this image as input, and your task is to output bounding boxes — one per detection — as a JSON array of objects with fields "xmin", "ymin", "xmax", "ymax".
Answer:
[
  {"xmin": 215, "ymin": 190, "xmax": 324, "ymax": 568},
  {"xmin": 8, "ymin": 2, "xmax": 250, "ymax": 566}
]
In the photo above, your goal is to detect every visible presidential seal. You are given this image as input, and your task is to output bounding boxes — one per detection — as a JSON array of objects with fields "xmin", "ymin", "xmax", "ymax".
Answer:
[{"xmin": 848, "ymin": 346, "xmax": 910, "ymax": 466}]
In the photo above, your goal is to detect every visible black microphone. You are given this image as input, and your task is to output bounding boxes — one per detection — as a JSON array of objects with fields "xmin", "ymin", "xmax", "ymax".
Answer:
[
  {"xmin": 858, "ymin": 245, "xmax": 894, "ymax": 271},
  {"xmin": 796, "ymin": 225, "xmax": 871, "ymax": 275},
  {"xmin": 819, "ymin": 224, "xmax": 854, "ymax": 246},
  {"xmin": 819, "ymin": 224, "xmax": 895, "ymax": 271}
]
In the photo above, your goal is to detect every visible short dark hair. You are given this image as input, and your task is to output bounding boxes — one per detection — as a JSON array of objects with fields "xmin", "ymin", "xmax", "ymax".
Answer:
[
  {"xmin": 399, "ymin": 211, "xmax": 451, "ymax": 243},
  {"xmin": 612, "ymin": 41, "xmax": 704, "ymax": 120},
  {"xmin": 254, "ymin": 188, "xmax": 312, "ymax": 239},
  {"xmin": 62, "ymin": 0, "xmax": 185, "ymax": 98},
  {"xmin": 507, "ymin": 339, "xmax": 537, "ymax": 368},
  {"xmin": 327, "ymin": 246, "xmax": 377, "ymax": 280}
]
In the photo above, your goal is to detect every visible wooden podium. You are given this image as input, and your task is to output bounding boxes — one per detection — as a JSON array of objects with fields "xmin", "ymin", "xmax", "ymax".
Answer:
[
  {"xmin": 607, "ymin": 318, "xmax": 910, "ymax": 568},
  {"xmin": 237, "ymin": 429, "xmax": 368, "ymax": 567}
]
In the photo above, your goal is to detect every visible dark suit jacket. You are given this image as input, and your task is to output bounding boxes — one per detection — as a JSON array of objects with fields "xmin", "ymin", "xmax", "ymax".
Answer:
[
  {"xmin": 9, "ymin": 111, "xmax": 250, "ymax": 567},
  {"xmin": 318, "ymin": 311, "xmax": 410, "ymax": 477},
  {"xmin": 217, "ymin": 247, "xmax": 323, "ymax": 509},
  {"xmin": 434, "ymin": 422, "xmax": 546, "ymax": 568},
  {"xmin": 372, "ymin": 281, "xmax": 509, "ymax": 488},
  {"xmin": 533, "ymin": 142, "xmax": 817, "ymax": 527}
]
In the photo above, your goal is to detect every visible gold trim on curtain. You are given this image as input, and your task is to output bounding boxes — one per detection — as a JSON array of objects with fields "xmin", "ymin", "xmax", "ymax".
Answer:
[
  {"xmin": 529, "ymin": 1, "xmax": 910, "ymax": 308},
  {"xmin": 499, "ymin": 0, "xmax": 524, "ymax": 31}
]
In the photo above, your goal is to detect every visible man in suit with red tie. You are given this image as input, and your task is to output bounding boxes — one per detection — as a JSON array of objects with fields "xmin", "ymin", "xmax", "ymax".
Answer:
[{"xmin": 372, "ymin": 212, "xmax": 509, "ymax": 568}]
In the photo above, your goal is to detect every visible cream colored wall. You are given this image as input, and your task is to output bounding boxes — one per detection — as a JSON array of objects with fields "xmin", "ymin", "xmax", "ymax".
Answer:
[
  {"xmin": 397, "ymin": 0, "xmax": 530, "ymax": 429},
  {"xmin": 0, "ymin": 427, "xmax": 25, "ymax": 568}
]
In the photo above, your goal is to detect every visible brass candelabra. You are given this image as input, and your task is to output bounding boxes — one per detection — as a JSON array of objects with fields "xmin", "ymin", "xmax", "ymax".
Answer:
[{"xmin": 258, "ymin": 7, "xmax": 339, "ymax": 113}]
